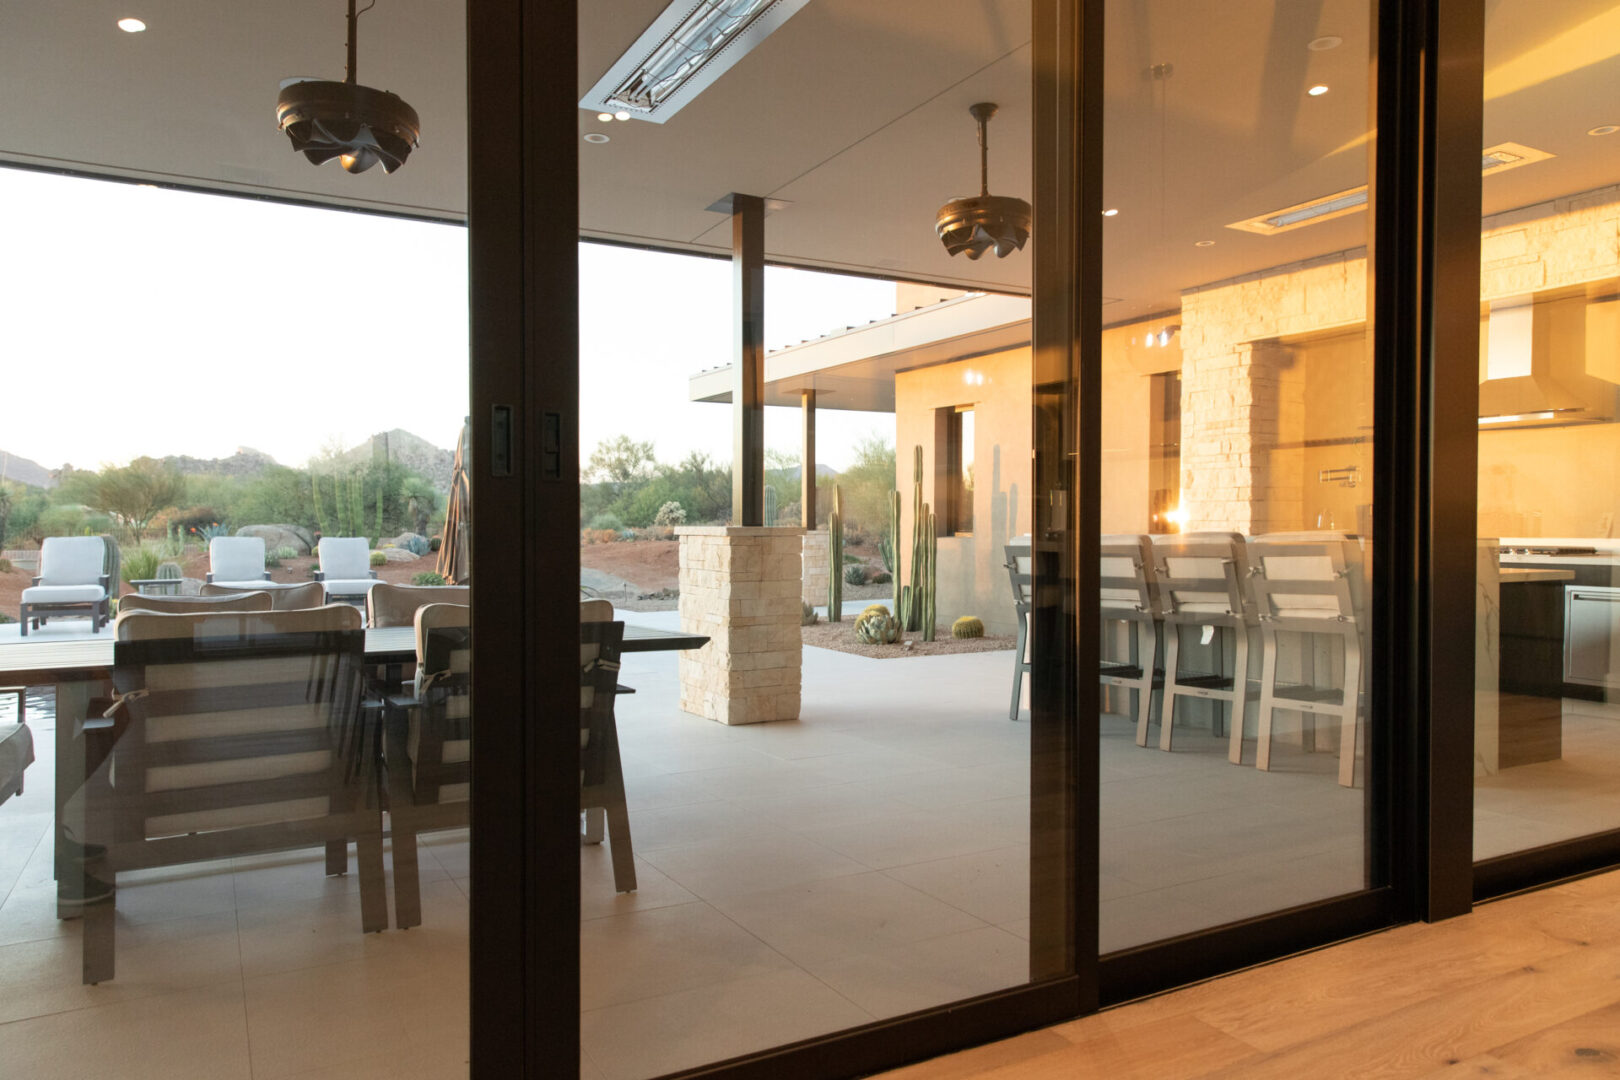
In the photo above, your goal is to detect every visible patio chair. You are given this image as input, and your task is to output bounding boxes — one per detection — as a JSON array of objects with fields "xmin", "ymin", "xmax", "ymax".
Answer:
[
  {"xmin": 78, "ymin": 604, "xmax": 385, "ymax": 984},
  {"xmin": 117, "ymin": 591, "xmax": 274, "ymax": 617},
  {"xmin": 366, "ymin": 582, "xmax": 470, "ymax": 628},
  {"xmin": 202, "ymin": 581, "xmax": 327, "ymax": 610},
  {"xmin": 1004, "ymin": 540, "xmax": 1032, "ymax": 721},
  {"xmin": 578, "ymin": 599, "xmax": 636, "ymax": 894},
  {"xmin": 315, "ymin": 537, "xmax": 380, "ymax": 606},
  {"xmin": 19, "ymin": 536, "xmax": 112, "ymax": 636},
  {"xmin": 205, "ymin": 536, "xmax": 272, "ymax": 588},
  {"xmin": 1150, "ymin": 532, "xmax": 1257, "ymax": 762},
  {"xmin": 0, "ymin": 686, "xmax": 33, "ymax": 807},
  {"xmin": 1099, "ymin": 534, "xmax": 1164, "ymax": 746},
  {"xmin": 1245, "ymin": 532, "xmax": 1366, "ymax": 787}
]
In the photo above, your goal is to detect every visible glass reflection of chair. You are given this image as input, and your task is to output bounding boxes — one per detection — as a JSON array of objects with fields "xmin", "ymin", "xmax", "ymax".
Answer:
[
  {"xmin": 117, "ymin": 590, "xmax": 275, "ymax": 616},
  {"xmin": 366, "ymin": 582, "xmax": 471, "ymax": 628},
  {"xmin": 1003, "ymin": 541, "xmax": 1033, "ymax": 721},
  {"xmin": 1245, "ymin": 533, "xmax": 1365, "ymax": 787},
  {"xmin": 80, "ymin": 605, "xmax": 386, "ymax": 984},
  {"xmin": 1099, "ymin": 535, "xmax": 1164, "ymax": 747},
  {"xmin": 202, "ymin": 580, "xmax": 328, "ymax": 610},
  {"xmin": 1149, "ymin": 532, "xmax": 1255, "ymax": 762}
]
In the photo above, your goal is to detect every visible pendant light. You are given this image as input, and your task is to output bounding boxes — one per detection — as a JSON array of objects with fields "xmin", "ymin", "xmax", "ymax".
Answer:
[{"xmin": 935, "ymin": 103, "xmax": 1032, "ymax": 260}]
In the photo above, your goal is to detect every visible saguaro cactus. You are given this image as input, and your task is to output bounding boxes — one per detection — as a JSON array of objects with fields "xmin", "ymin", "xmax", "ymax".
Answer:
[
  {"xmin": 827, "ymin": 484, "xmax": 844, "ymax": 622},
  {"xmin": 312, "ymin": 473, "xmax": 328, "ymax": 535},
  {"xmin": 764, "ymin": 485, "xmax": 778, "ymax": 527}
]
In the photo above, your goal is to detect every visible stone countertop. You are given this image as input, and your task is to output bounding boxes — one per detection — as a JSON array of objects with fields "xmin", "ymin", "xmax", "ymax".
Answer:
[
  {"xmin": 1498, "ymin": 553, "xmax": 1620, "ymax": 565},
  {"xmin": 1497, "ymin": 567, "xmax": 1577, "ymax": 583}
]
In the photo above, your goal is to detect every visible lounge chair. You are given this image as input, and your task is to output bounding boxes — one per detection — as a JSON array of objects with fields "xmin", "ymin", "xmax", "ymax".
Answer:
[
  {"xmin": 19, "ymin": 536, "xmax": 112, "ymax": 636},
  {"xmin": 315, "ymin": 537, "xmax": 380, "ymax": 606},
  {"xmin": 0, "ymin": 686, "xmax": 33, "ymax": 806},
  {"xmin": 79, "ymin": 605, "xmax": 386, "ymax": 983},
  {"xmin": 117, "ymin": 591, "xmax": 274, "ymax": 616},
  {"xmin": 205, "ymin": 536, "xmax": 273, "ymax": 588}
]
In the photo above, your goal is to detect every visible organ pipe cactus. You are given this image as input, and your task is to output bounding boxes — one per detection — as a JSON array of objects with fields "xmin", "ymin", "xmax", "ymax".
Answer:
[
  {"xmin": 899, "ymin": 445, "xmax": 939, "ymax": 638},
  {"xmin": 827, "ymin": 484, "xmax": 844, "ymax": 622},
  {"xmin": 921, "ymin": 507, "xmax": 938, "ymax": 641},
  {"xmin": 764, "ymin": 485, "xmax": 778, "ymax": 526}
]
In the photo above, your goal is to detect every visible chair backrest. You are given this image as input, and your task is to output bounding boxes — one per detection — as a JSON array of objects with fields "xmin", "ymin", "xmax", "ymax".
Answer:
[
  {"xmin": 202, "ymin": 581, "xmax": 327, "ymax": 610},
  {"xmin": 319, "ymin": 537, "xmax": 373, "ymax": 580},
  {"xmin": 209, "ymin": 537, "xmax": 266, "ymax": 582},
  {"xmin": 409, "ymin": 603, "xmax": 471, "ymax": 803},
  {"xmin": 1004, "ymin": 542, "xmax": 1032, "ymax": 612},
  {"xmin": 99, "ymin": 534, "xmax": 121, "ymax": 593},
  {"xmin": 111, "ymin": 605, "xmax": 367, "ymax": 846},
  {"xmin": 38, "ymin": 536, "xmax": 107, "ymax": 586},
  {"xmin": 1246, "ymin": 532, "xmax": 1362, "ymax": 627},
  {"xmin": 119, "ymin": 591, "xmax": 274, "ymax": 616},
  {"xmin": 1150, "ymin": 532, "xmax": 1249, "ymax": 622},
  {"xmin": 369, "ymin": 582, "xmax": 471, "ymax": 628},
  {"xmin": 1100, "ymin": 534, "xmax": 1159, "ymax": 616}
]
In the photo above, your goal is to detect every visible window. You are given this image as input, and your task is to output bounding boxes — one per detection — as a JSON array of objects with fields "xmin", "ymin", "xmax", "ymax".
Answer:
[{"xmin": 940, "ymin": 405, "xmax": 974, "ymax": 535}]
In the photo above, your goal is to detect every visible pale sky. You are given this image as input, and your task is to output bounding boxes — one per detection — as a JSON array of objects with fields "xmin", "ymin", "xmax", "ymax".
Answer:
[{"xmin": 0, "ymin": 167, "xmax": 896, "ymax": 478}]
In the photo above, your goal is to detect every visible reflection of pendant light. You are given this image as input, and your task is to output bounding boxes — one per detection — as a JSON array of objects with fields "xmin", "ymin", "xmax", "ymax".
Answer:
[
  {"xmin": 935, "ymin": 103, "xmax": 1031, "ymax": 260},
  {"xmin": 276, "ymin": 0, "xmax": 420, "ymax": 174}
]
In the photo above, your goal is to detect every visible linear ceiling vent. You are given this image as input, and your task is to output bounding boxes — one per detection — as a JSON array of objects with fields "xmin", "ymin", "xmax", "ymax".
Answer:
[
  {"xmin": 581, "ymin": 0, "xmax": 812, "ymax": 124},
  {"xmin": 1228, "ymin": 143, "xmax": 1555, "ymax": 235}
]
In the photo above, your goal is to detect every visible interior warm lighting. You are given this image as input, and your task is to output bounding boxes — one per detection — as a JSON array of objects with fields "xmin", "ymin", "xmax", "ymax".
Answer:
[
  {"xmin": 117, "ymin": 17, "xmax": 147, "ymax": 33},
  {"xmin": 1479, "ymin": 411, "xmax": 1556, "ymax": 425},
  {"xmin": 1307, "ymin": 35, "xmax": 1342, "ymax": 51},
  {"xmin": 276, "ymin": 0, "xmax": 420, "ymax": 175},
  {"xmin": 936, "ymin": 103, "xmax": 1032, "ymax": 261},
  {"xmin": 1589, "ymin": 124, "xmax": 1619, "ymax": 136},
  {"xmin": 1103, "ymin": 208, "xmax": 1119, "ymax": 217},
  {"xmin": 1164, "ymin": 506, "xmax": 1188, "ymax": 528},
  {"xmin": 1308, "ymin": 84, "xmax": 1330, "ymax": 96},
  {"xmin": 580, "ymin": 0, "xmax": 813, "ymax": 123},
  {"xmin": 1195, "ymin": 239, "xmax": 1215, "ymax": 247},
  {"xmin": 596, "ymin": 112, "xmax": 613, "ymax": 122},
  {"xmin": 584, "ymin": 133, "xmax": 610, "ymax": 144}
]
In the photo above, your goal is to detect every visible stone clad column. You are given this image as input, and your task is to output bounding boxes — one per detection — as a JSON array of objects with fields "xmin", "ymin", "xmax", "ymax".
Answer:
[
  {"xmin": 676, "ymin": 526, "xmax": 804, "ymax": 725},
  {"xmin": 801, "ymin": 530, "xmax": 829, "ymax": 608}
]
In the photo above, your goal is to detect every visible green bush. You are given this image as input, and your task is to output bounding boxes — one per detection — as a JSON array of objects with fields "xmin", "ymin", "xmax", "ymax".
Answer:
[
  {"xmin": 0, "ymin": 557, "xmax": 12, "ymax": 574},
  {"xmin": 844, "ymin": 564, "xmax": 869, "ymax": 586},
  {"xmin": 121, "ymin": 545, "xmax": 162, "ymax": 584},
  {"xmin": 587, "ymin": 512, "xmax": 624, "ymax": 531},
  {"xmin": 870, "ymin": 571, "xmax": 892, "ymax": 584},
  {"xmin": 412, "ymin": 571, "xmax": 448, "ymax": 586},
  {"xmin": 429, "ymin": 536, "xmax": 442, "ymax": 552},
  {"xmin": 369, "ymin": 551, "xmax": 387, "ymax": 568},
  {"xmin": 0, "ymin": 612, "xmax": 14, "ymax": 625}
]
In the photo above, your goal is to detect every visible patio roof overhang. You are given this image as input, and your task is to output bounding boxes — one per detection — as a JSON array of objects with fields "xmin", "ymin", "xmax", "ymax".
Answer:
[{"xmin": 689, "ymin": 291, "xmax": 1032, "ymax": 413}]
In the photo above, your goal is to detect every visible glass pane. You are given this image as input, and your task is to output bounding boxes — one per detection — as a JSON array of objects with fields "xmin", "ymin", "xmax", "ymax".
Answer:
[
  {"xmin": 0, "ymin": 4, "xmax": 472, "ymax": 1076},
  {"xmin": 576, "ymin": 2, "xmax": 1065, "ymax": 1075},
  {"xmin": 1474, "ymin": 0, "xmax": 1620, "ymax": 859},
  {"xmin": 1098, "ymin": 0, "xmax": 1377, "ymax": 951}
]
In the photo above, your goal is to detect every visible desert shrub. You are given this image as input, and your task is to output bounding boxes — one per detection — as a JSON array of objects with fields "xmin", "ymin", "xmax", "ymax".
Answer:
[
  {"xmin": 429, "ymin": 536, "xmax": 442, "ymax": 552},
  {"xmin": 170, "ymin": 506, "xmax": 224, "ymax": 537},
  {"xmin": 412, "ymin": 571, "xmax": 448, "ymax": 586},
  {"xmin": 653, "ymin": 500, "xmax": 686, "ymax": 527},
  {"xmin": 0, "ymin": 557, "xmax": 12, "ymax": 574},
  {"xmin": 400, "ymin": 535, "xmax": 431, "ymax": 556},
  {"xmin": 270, "ymin": 546, "xmax": 299, "ymax": 561},
  {"xmin": 870, "ymin": 570, "xmax": 892, "ymax": 584},
  {"xmin": 369, "ymin": 551, "xmax": 387, "ymax": 567},
  {"xmin": 587, "ymin": 512, "xmax": 624, "ymax": 531},
  {"xmin": 191, "ymin": 522, "xmax": 230, "ymax": 542},
  {"xmin": 35, "ymin": 505, "xmax": 92, "ymax": 538},
  {"xmin": 843, "ymin": 564, "xmax": 869, "ymax": 586},
  {"xmin": 0, "ymin": 612, "xmax": 14, "ymax": 624},
  {"xmin": 121, "ymin": 545, "xmax": 162, "ymax": 584},
  {"xmin": 581, "ymin": 529, "xmax": 619, "ymax": 545}
]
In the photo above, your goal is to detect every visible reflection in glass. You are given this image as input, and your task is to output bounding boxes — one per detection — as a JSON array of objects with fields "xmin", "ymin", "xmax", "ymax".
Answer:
[{"xmin": 1474, "ymin": 0, "xmax": 1620, "ymax": 859}]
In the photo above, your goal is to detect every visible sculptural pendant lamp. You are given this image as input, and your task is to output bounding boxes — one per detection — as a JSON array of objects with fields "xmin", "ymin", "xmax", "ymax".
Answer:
[
  {"xmin": 935, "ymin": 102, "xmax": 1032, "ymax": 260},
  {"xmin": 276, "ymin": 0, "xmax": 420, "ymax": 174}
]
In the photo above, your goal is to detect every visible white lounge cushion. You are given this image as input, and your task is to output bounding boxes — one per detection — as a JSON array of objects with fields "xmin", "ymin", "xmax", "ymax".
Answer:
[
  {"xmin": 211, "ymin": 579, "xmax": 280, "ymax": 590},
  {"xmin": 37, "ymin": 536, "xmax": 106, "ymax": 586},
  {"xmin": 210, "ymin": 537, "xmax": 267, "ymax": 583},
  {"xmin": 318, "ymin": 537, "xmax": 374, "ymax": 581},
  {"xmin": 22, "ymin": 584, "xmax": 105, "ymax": 604},
  {"xmin": 322, "ymin": 579, "xmax": 380, "ymax": 597}
]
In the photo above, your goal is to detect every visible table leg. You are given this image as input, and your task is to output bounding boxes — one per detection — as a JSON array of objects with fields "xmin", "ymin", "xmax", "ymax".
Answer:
[
  {"xmin": 53, "ymin": 680, "xmax": 91, "ymax": 917},
  {"xmin": 581, "ymin": 807, "xmax": 605, "ymax": 845}
]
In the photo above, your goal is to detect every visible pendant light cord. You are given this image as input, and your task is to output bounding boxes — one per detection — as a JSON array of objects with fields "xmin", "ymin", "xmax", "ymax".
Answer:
[{"xmin": 345, "ymin": 0, "xmax": 377, "ymax": 84}]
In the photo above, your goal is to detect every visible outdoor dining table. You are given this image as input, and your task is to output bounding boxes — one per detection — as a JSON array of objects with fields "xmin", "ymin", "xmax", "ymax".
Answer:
[{"xmin": 0, "ymin": 621, "xmax": 707, "ymax": 911}]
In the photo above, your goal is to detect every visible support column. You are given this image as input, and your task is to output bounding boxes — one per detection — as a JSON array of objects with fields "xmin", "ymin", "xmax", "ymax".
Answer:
[
  {"xmin": 800, "ymin": 389, "xmax": 816, "ymax": 527},
  {"xmin": 731, "ymin": 193, "xmax": 765, "ymax": 526}
]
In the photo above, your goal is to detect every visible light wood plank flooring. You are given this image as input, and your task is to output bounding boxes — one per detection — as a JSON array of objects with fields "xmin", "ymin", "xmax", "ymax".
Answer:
[{"xmin": 876, "ymin": 867, "xmax": 1620, "ymax": 1079}]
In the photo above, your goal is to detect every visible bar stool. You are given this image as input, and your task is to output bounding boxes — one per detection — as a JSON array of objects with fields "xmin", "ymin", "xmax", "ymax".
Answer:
[
  {"xmin": 1098, "ymin": 535, "xmax": 1164, "ymax": 746},
  {"xmin": 1004, "ymin": 541, "xmax": 1032, "ymax": 721},
  {"xmin": 1150, "ymin": 532, "xmax": 1254, "ymax": 762},
  {"xmin": 1246, "ymin": 533, "xmax": 1365, "ymax": 786}
]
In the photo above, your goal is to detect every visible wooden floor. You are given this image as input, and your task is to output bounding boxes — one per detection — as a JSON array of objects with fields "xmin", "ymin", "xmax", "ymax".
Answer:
[{"xmin": 876, "ymin": 868, "xmax": 1620, "ymax": 1079}]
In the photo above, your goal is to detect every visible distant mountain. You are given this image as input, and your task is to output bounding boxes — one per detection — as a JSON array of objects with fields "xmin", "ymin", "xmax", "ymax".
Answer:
[
  {"xmin": 334, "ymin": 429, "xmax": 455, "ymax": 492},
  {"xmin": 0, "ymin": 450, "xmax": 56, "ymax": 489},
  {"xmin": 162, "ymin": 447, "xmax": 279, "ymax": 479}
]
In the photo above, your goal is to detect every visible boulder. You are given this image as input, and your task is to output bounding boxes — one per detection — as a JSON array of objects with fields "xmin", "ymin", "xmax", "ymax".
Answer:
[
  {"xmin": 236, "ymin": 524, "xmax": 314, "ymax": 555},
  {"xmin": 377, "ymin": 547, "xmax": 420, "ymax": 564},
  {"xmin": 385, "ymin": 532, "xmax": 430, "ymax": 552}
]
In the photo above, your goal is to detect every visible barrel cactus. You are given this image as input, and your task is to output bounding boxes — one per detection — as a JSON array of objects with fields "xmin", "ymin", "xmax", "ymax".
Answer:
[
  {"xmin": 155, "ymin": 561, "xmax": 183, "ymax": 596},
  {"xmin": 855, "ymin": 610, "xmax": 901, "ymax": 645},
  {"xmin": 952, "ymin": 616, "xmax": 985, "ymax": 639},
  {"xmin": 861, "ymin": 603, "xmax": 891, "ymax": 620}
]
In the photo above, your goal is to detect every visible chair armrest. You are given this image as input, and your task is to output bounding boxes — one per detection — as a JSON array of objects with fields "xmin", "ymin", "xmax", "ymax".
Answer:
[
  {"xmin": 99, "ymin": 574, "xmax": 111, "ymax": 592},
  {"xmin": 369, "ymin": 570, "xmax": 379, "ymax": 580},
  {"xmin": 205, "ymin": 572, "xmax": 215, "ymax": 583},
  {"xmin": 30, "ymin": 576, "xmax": 41, "ymax": 586},
  {"xmin": 614, "ymin": 684, "xmax": 637, "ymax": 695},
  {"xmin": 261, "ymin": 571, "xmax": 272, "ymax": 581},
  {"xmin": 313, "ymin": 570, "xmax": 326, "ymax": 582}
]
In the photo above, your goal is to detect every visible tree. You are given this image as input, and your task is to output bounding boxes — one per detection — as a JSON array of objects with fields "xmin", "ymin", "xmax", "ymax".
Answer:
[
  {"xmin": 90, "ymin": 458, "xmax": 186, "ymax": 539},
  {"xmin": 402, "ymin": 476, "xmax": 438, "ymax": 535},
  {"xmin": 586, "ymin": 435, "xmax": 657, "ymax": 487}
]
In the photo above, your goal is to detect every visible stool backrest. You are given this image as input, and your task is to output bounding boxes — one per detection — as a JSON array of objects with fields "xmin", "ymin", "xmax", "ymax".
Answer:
[
  {"xmin": 1150, "ymin": 532, "xmax": 1249, "ymax": 622},
  {"xmin": 1004, "ymin": 542, "xmax": 1032, "ymax": 613},
  {"xmin": 1246, "ymin": 533, "xmax": 1362, "ymax": 627},
  {"xmin": 1100, "ymin": 534, "xmax": 1158, "ymax": 616}
]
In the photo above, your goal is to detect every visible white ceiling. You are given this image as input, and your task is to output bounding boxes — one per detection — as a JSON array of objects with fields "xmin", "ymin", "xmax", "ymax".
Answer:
[{"xmin": 2, "ymin": 1, "xmax": 1617, "ymax": 316}]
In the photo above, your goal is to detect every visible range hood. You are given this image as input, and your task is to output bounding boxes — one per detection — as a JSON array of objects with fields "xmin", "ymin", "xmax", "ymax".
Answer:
[{"xmin": 1478, "ymin": 288, "xmax": 1620, "ymax": 428}]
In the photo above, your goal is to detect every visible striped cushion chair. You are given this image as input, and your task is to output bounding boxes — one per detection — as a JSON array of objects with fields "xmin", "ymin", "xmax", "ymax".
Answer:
[{"xmin": 79, "ymin": 605, "xmax": 385, "ymax": 984}]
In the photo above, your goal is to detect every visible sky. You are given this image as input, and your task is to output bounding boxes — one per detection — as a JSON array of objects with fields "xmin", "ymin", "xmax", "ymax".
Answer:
[{"xmin": 0, "ymin": 167, "xmax": 897, "ymax": 479}]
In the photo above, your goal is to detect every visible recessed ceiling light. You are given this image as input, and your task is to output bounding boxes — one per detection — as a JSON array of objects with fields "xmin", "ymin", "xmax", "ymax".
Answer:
[
  {"xmin": 596, "ymin": 112, "xmax": 613, "ymax": 122},
  {"xmin": 1102, "ymin": 208, "xmax": 1119, "ymax": 217},
  {"xmin": 584, "ymin": 132, "xmax": 610, "ymax": 144},
  {"xmin": 1195, "ymin": 239, "xmax": 1215, "ymax": 247},
  {"xmin": 613, "ymin": 110, "xmax": 631, "ymax": 122},
  {"xmin": 1307, "ymin": 35, "xmax": 1342, "ymax": 51},
  {"xmin": 1308, "ymin": 84, "xmax": 1330, "ymax": 97},
  {"xmin": 117, "ymin": 17, "xmax": 146, "ymax": 33},
  {"xmin": 1589, "ymin": 124, "xmax": 1620, "ymax": 136}
]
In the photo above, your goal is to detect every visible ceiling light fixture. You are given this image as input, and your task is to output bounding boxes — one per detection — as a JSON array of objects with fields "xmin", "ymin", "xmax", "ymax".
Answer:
[
  {"xmin": 580, "ymin": 0, "xmax": 813, "ymax": 123},
  {"xmin": 1307, "ymin": 35, "xmax": 1343, "ymax": 51},
  {"xmin": 936, "ymin": 102, "xmax": 1032, "ymax": 261},
  {"xmin": 1589, "ymin": 124, "xmax": 1619, "ymax": 136},
  {"xmin": 1195, "ymin": 239, "xmax": 1215, "ymax": 247},
  {"xmin": 596, "ymin": 112, "xmax": 613, "ymax": 122},
  {"xmin": 584, "ymin": 133, "xmax": 610, "ymax": 144},
  {"xmin": 1308, "ymin": 84, "xmax": 1330, "ymax": 96},
  {"xmin": 276, "ymin": 0, "xmax": 420, "ymax": 175},
  {"xmin": 1143, "ymin": 324, "xmax": 1181, "ymax": 349},
  {"xmin": 1103, "ymin": 208, "xmax": 1120, "ymax": 217},
  {"xmin": 117, "ymin": 17, "xmax": 147, "ymax": 33}
]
